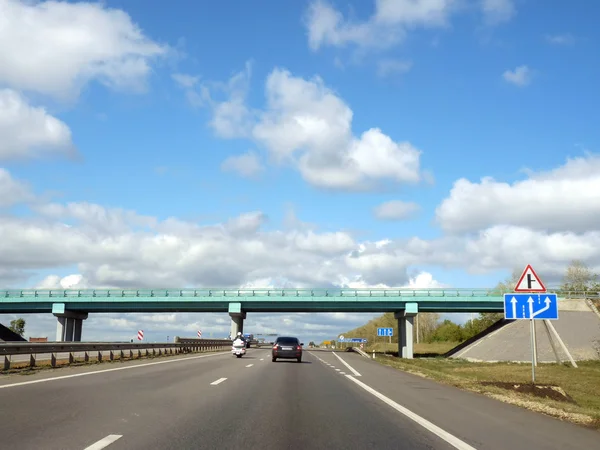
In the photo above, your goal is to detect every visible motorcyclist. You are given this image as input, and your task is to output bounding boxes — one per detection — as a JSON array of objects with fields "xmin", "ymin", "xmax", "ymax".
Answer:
[{"xmin": 232, "ymin": 332, "xmax": 246, "ymax": 346}]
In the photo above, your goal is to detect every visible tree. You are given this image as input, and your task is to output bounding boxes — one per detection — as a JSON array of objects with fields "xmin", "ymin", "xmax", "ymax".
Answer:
[
  {"xmin": 561, "ymin": 260, "xmax": 598, "ymax": 292},
  {"xmin": 9, "ymin": 318, "xmax": 25, "ymax": 337},
  {"xmin": 308, "ymin": 341, "xmax": 315, "ymax": 347},
  {"xmin": 415, "ymin": 313, "xmax": 440, "ymax": 343}
]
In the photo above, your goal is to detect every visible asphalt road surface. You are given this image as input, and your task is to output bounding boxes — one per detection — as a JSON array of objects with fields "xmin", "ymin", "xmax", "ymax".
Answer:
[{"xmin": 0, "ymin": 349, "xmax": 598, "ymax": 449}]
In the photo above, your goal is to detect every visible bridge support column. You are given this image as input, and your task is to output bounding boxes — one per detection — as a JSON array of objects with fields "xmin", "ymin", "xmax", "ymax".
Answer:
[
  {"xmin": 52, "ymin": 303, "xmax": 88, "ymax": 342},
  {"xmin": 228, "ymin": 302, "xmax": 246, "ymax": 339},
  {"xmin": 395, "ymin": 303, "xmax": 418, "ymax": 359}
]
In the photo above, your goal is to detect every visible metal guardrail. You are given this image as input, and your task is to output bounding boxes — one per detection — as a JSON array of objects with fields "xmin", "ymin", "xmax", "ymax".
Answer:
[
  {"xmin": 1, "ymin": 339, "xmax": 232, "ymax": 371},
  {"xmin": 0, "ymin": 288, "xmax": 518, "ymax": 298},
  {"xmin": 1, "ymin": 288, "xmax": 597, "ymax": 299}
]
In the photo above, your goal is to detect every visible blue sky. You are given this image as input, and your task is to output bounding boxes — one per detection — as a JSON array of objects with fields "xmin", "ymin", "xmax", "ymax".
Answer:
[{"xmin": 1, "ymin": 0, "xmax": 599, "ymax": 343}]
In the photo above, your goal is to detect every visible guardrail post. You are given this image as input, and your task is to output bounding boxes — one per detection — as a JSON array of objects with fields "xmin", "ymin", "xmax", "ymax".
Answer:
[
  {"xmin": 98, "ymin": 351, "xmax": 102, "ymax": 362},
  {"xmin": 69, "ymin": 352, "xmax": 74, "ymax": 364},
  {"xmin": 138, "ymin": 349, "xmax": 142, "ymax": 358},
  {"xmin": 129, "ymin": 350, "xmax": 133, "ymax": 359},
  {"xmin": 84, "ymin": 351, "xmax": 89, "ymax": 362},
  {"xmin": 50, "ymin": 353, "xmax": 57, "ymax": 368},
  {"xmin": 119, "ymin": 350, "xmax": 124, "ymax": 360},
  {"xmin": 109, "ymin": 350, "xmax": 114, "ymax": 361},
  {"xmin": 29, "ymin": 354, "xmax": 36, "ymax": 368},
  {"xmin": 3, "ymin": 355, "xmax": 10, "ymax": 371}
]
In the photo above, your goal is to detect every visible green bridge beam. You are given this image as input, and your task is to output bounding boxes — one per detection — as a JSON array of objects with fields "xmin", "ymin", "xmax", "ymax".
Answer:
[{"xmin": 0, "ymin": 287, "xmax": 577, "ymax": 314}]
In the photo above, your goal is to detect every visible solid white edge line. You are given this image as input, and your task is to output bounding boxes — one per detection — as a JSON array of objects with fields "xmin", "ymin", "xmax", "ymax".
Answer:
[
  {"xmin": 0, "ymin": 351, "xmax": 227, "ymax": 390},
  {"xmin": 345, "ymin": 376, "xmax": 476, "ymax": 450},
  {"xmin": 332, "ymin": 352, "xmax": 362, "ymax": 376},
  {"xmin": 210, "ymin": 377, "xmax": 227, "ymax": 385},
  {"xmin": 84, "ymin": 434, "xmax": 123, "ymax": 450}
]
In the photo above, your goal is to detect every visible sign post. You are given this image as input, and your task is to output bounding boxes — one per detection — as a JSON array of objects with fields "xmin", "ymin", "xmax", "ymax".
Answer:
[{"xmin": 504, "ymin": 265, "xmax": 558, "ymax": 384}]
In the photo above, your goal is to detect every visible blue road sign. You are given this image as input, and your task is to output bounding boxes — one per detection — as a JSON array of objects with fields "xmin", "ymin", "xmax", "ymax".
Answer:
[
  {"xmin": 503, "ymin": 293, "xmax": 558, "ymax": 320},
  {"xmin": 377, "ymin": 327, "xmax": 394, "ymax": 337}
]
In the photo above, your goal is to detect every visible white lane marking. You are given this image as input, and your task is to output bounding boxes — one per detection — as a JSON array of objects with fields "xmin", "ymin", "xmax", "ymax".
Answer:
[
  {"xmin": 245, "ymin": 364, "xmax": 254, "ymax": 368},
  {"xmin": 84, "ymin": 434, "xmax": 123, "ymax": 449},
  {"xmin": 210, "ymin": 377, "xmax": 227, "ymax": 385},
  {"xmin": 340, "ymin": 371, "xmax": 346, "ymax": 375},
  {"xmin": 260, "ymin": 358, "xmax": 264, "ymax": 361},
  {"xmin": 332, "ymin": 352, "xmax": 361, "ymax": 376},
  {"xmin": 335, "ymin": 368, "xmax": 341, "ymax": 371},
  {"xmin": 346, "ymin": 376, "xmax": 476, "ymax": 450},
  {"xmin": 0, "ymin": 352, "xmax": 227, "ymax": 390}
]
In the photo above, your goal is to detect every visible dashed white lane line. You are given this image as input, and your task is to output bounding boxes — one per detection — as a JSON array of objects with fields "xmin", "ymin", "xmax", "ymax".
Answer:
[
  {"xmin": 335, "ymin": 368, "xmax": 341, "ymax": 371},
  {"xmin": 84, "ymin": 434, "xmax": 123, "ymax": 450},
  {"xmin": 339, "ymin": 371, "xmax": 346, "ymax": 375},
  {"xmin": 210, "ymin": 377, "xmax": 227, "ymax": 385},
  {"xmin": 345, "ymin": 376, "xmax": 476, "ymax": 450},
  {"xmin": 332, "ymin": 352, "xmax": 362, "ymax": 377},
  {"xmin": 0, "ymin": 352, "xmax": 227, "ymax": 390},
  {"xmin": 245, "ymin": 364, "xmax": 254, "ymax": 368},
  {"xmin": 260, "ymin": 358, "xmax": 264, "ymax": 361}
]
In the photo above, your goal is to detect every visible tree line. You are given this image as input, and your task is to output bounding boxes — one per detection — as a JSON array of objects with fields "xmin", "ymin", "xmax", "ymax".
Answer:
[{"xmin": 338, "ymin": 260, "xmax": 599, "ymax": 345}]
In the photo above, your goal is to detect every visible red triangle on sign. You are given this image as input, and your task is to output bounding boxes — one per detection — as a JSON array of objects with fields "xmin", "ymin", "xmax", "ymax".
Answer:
[{"xmin": 514, "ymin": 264, "xmax": 547, "ymax": 292}]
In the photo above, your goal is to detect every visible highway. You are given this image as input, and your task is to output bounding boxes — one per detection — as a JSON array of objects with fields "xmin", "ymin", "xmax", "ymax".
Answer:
[{"xmin": 0, "ymin": 349, "xmax": 597, "ymax": 449}]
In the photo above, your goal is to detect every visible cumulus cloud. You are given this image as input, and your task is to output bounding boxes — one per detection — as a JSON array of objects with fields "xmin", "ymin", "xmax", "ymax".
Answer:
[
  {"xmin": 0, "ymin": 0, "xmax": 168, "ymax": 100},
  {"xmin": 503, "ymin": 65, "xmax": 532, "ymax": 87},
  {"xmin": 436, "ymin": 154, "xmax": 600, "ymax": 234},
  {"xmin": 373, "ymin": 200, "xmax": 420, "ymax": 220},
  {"xmin": 305, "ymin": 0, "xmax": 457, "ymax": 51},
  {"xmin": 201, "ymin": 66, "xmax": 424, "ymax": 190},
  {"xmin": 221, "ymin": 151, "xmax": 264, "ymax": 178},
  {"xmin": 0, "ymin": 168, "xmax": 34, "ymax": 207},
  {"xmin": 0, "ymin": 89, "xmax": 76, "ymax": 161}
]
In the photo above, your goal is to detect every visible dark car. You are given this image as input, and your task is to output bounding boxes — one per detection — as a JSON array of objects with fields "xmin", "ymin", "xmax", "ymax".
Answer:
[{"xmin": 272, "ymin": 336, "xmax": 303, "ymax": 362}]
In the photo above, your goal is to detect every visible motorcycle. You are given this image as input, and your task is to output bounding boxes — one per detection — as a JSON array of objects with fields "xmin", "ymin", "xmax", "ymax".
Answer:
[{"xmin": 231, "ymin": 340, "xmax": 247, "ymax": 358}]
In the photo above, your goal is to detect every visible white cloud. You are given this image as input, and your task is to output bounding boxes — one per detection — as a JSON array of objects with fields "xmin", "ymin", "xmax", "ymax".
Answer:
[
  {"xmin": 203, "ymin": 67, "xmax": 424, "ymax": 190},
  {"xmin": 201, "ymin": 62, "xmax": 253, "ymax": 139},
  {"xmin": 377, "ymin": 59, "xmax": 413, "ymax": 78},
  {"xmin": 502, "ymin": 65, "xmax": 532, "ymax": 87},
  {"xmin": 0, "ymin": 0, "xmax": 167, "ymax": 100},
  {"xmin": 481, "ymin": 0, "xmax": 516, "ymax": 25},
  {"xmin": 373, "ymin": 200, "xmax": 420, "ymax": 220},
  {"xmin": 221, "ymin": 151, "xmax": 264, "ymax": 178},
  {"xmin": 305, "ymin": 0, "xmax": 457, "ymax": 51},
  {"xmin": 0, "ymin": 89, "xmax": 75, "ymax": 160},
  {"xmin": 171, "ymin": 73, "xmax": 199, "ymax": 89},
  {"xmin": 545, "ymin": 33, "xmax": 575, "ymax": 45},
  {"xmin": 0, "ymin": 168, "xmax": 34, "ymax": 207},
  {"xmin": 436, "ymin": 154, "xmax": 600, "ymax": 234}
]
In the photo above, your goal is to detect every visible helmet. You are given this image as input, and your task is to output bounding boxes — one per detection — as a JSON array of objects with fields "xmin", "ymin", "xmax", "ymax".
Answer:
[{"xmin": 237, "ymin": 332, "xmax": 242, "ymax": 336}]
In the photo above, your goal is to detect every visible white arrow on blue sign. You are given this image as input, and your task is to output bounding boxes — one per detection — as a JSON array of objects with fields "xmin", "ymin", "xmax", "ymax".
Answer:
[
  {"xmin": 377, "ymin": 327, "xmax": 394, "ymax": 337},
  {"xmin": 503, "ymin": 293, "xmax": 559, "ymax": 320}
]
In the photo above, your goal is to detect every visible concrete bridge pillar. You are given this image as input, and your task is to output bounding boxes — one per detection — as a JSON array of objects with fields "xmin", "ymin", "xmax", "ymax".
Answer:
[
  {"xmin": 395, "ymin": 302, "xmax": 418, "ymax": 359},
  {"xmin": 53, "ymin": 303, "xmax": 88, "ymax": 342},
  {"xmin": 228, "ymin": 302, "xmax": 246, "ymax": 339}
]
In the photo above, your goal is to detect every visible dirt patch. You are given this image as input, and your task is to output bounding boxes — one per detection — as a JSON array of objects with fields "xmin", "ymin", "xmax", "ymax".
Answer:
[{"xmin": 479, "ymin": 381, "xmax": 576, "ymax": 403}]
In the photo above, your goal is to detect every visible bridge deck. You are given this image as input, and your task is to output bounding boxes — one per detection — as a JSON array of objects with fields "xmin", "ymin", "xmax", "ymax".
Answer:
[{"xmin": 0, "ymin": 288, "xmax": 577, "ymax": 314}]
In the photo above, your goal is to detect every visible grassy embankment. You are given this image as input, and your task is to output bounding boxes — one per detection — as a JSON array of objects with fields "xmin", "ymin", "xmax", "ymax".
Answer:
[{"xmin": 343, "ymin": 313, "xmax": 600, "ymax": 428}]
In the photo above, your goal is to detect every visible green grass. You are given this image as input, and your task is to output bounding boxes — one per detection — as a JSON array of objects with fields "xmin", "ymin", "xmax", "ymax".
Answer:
[
  {"xmin": 364, "ymin": 341, "xmax": 459, "ymax": 356},
  {"xmin": 376, "ymin": 357, "xmax": 600, "ymax": 428}
]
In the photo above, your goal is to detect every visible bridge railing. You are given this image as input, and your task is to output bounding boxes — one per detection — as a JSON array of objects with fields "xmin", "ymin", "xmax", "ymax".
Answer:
[
  {"xmin": 0, "ymin": 287, "xmax": 577, "ymax": 299},
  {"xmin": 0, "ymin": 339, "xmax": 232, "ymax": 371}
]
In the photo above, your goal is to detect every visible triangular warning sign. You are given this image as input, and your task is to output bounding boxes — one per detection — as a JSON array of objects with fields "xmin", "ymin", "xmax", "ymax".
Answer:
[{"xmin": 514, "ymin": 264, "xmax": 547, "ymax": 292}]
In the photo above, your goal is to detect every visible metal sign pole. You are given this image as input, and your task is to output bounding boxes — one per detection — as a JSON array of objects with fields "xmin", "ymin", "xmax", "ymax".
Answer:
[{"xmin": 529, "ymin": 319, "xmax": 536, "ymax": 384}]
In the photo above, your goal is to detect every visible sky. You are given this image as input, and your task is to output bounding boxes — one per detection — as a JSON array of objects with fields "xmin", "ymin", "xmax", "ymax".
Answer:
[{"xmin": 1, "ymin": 0, "xmax": 599, "ymax": 344}]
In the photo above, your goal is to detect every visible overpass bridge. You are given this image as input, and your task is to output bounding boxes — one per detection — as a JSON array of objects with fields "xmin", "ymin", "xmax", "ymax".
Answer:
[{"xmin": 0, "ymin": 287, "xmax": 562, "ymax": 358}]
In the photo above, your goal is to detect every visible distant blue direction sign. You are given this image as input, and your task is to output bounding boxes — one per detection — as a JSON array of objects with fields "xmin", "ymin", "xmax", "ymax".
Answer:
[
  {"xmin": 503, "ymin": 293, "xmax": 558, "ymax": 320},
  {"xmin": 377, "ymin": 327, "xmax": 393, "ymax": 337}
]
